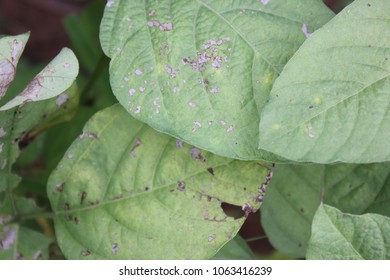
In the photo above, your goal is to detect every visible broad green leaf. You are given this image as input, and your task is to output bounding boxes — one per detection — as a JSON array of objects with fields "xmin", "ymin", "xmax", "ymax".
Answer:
[
  {"xmin": 261, "ymin": 163, "xmax": 390, "ymax": 257},
  {"xmin": 47, "ymin": 104, "xmax": 272, "ymax": 259},
  {"xmin": 0, "ymin": 48, "xmax": 79, "ymax": 111},
  {"xmin": 259, "ymin": 0, "xmax": 390, "ymax": 163},
  {"xmin": 0, "ymin": 224, "xmax": 53, "ymax": 260},
  {"xmin": 0, "ymin": 33, "xmax": 29, "ymax": 99},
  {"xmin": 307, "ymin": 204, "xmax": 390, "ymax": 260},
  {"xmin": 212, "ymin": 235, "xmax": 255, "ymax": 260},
  {"xmin": 100, "ymin": 0, "xmax": 333, "ymax": 160}
]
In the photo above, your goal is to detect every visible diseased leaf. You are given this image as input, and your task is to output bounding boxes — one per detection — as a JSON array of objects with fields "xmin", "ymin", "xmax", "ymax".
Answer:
[
  {"xmin": 0, "ymin": 224, "xmax": 53, "ymax": 260},
  {"xmin": 0, "ymin": 80, "xmax": 79, "ymax": 260},
  {"xmin": 261, "ymin": 163, "xmax": 390, "ymax": 257},
  {"xmin": 0, "ymin": 33, "xmax": 29, "ymax": 99},
  {"xmin": 0, "ymin": 48, "xmax": 79, "ymax": 111},
  {"xmin": 259, "ymin": 0, "xmax": 390, "ymax": 163},
  {"xmin": 100, "ymin": 0, "xmax": 333, "ymax": 160},
  {"xmin": 47, "ymin": 104, "xmax": 273, "ymax": 259},
  {"xmin": 307, "ymin": 204, "xmax": 390, "ymax": 260}
]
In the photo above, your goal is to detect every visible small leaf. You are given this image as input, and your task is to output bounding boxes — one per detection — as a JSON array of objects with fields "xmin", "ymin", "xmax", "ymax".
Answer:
[
  {"xmin": 0, "ymin": 33, "xmax": 29, "ymax": 99},
  {"xmin": 259, "ymin": 0, "xmax": 390, "ymax": 163},
  {"xmin": 261, "ymin": 162, "xmax": 390, "ymax": 257},
  {"xmin": 100, "ymin": 0, "xmax": 333, "ymax": 160},
  {"xmin": 47, "ymin": 104, "xmax": 272, "ymax": 259},
  {"xmin": 0, "ymin": 224, "xmax": 53, "ymax": 260},
  {"xmin": 0, "ymin": 48, "xmax": 79, "ymax": 111},
  {"xmin": 307, "ymin": 204, "xmax": 390, "ymax": 260}
]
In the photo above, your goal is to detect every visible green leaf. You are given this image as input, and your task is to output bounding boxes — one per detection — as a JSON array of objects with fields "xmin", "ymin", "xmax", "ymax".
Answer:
[
  {"xmin": 307, "ymin": 204, "xmax": 390, "ymax": 260},
  {"xmin": 0, "ymin": 48, "xmax": 79, "ymax": 111},
  {"xmin": 261, "ymin": 163, "xmax": 390, "ymax": 257},
  {"xmin": 0, "ymin": 224, "xmax": 53, "ymax": 260},
  {"xmin": 259, "ymin": 0, "xmax": 390, "ymax": 163},
  {"xmin": 212, "ymin": 235, "xmax": 255, "ymax": 260},
  {"xmin": 100, "ymin": 0, "xmax": 333, "ymax": 160},
  {"xmin": 0, "ymin": 33, "xmax": 29, "ymax": 99},
  {"xmin": 47, "ymin": 104, "xmax": 272, "ymax": 259}
]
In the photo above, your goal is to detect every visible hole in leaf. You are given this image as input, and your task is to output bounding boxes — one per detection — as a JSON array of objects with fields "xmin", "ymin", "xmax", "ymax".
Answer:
[{"xmin": 221, "ymin": 202, "xmax": 245, "ymax": 219}]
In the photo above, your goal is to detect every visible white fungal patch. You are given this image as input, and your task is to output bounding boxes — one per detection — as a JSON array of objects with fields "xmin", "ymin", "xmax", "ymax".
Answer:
[
  {"xmin": 188, "ymin": 102, "xmax": 196, "ymax": 108},
  {"xmin": 260, "ymin": 0, "xmax": 270, "ymax": 5},
  {"xmin": 193, "ymin": 121, "xmax": 202, "ymax": 127},
  {"xmin": 124, "ymin": 77, "xmax": 129, "ymax": 82},
  {"xmin": 67, "ymin": 153, "xmax": 73, "ymax": 159},
  {"xmin": 160, "ymin": 22, "xmax": 173, "ymax": 31},
  {"xmin": 147, "ymin": 20, "xmax": 173, "ymax": 31},
  {"xmin": 63, "ymin": 63, "xmax": 70, "ymax": 68},
  {"xmin": 220, "ymin": 120, "xmax": 226, "ymax": 126},
  {"xmin": 139, "ymin": 86, "xmax": 146, "ymax": 92},
  {"xmin": 135, "ymin": 69, "xmax": 143, "ymax": 75},
  {"xmin": 226, "ymin": 125, "xmax": 234, "ymax": 133},
  {"xmin": 0, "ymin": 127, "xmax": 6, "ymax": 137},
  {"xmin": 148, "ymin": 9, "xmax": 157, "ymax": 17},
  {"xmin": 128, "ymin": 88, "xmax": 136, "ymax": 96},
  {"xmin": 210, "ymin": 86, "xmax": 219, "ymax": 94},
  {"xmin": 192, "ymin": 121, "xmax": 202, "ymax": 132},
  {"xmin": 163, "ymin": 64, "xmax": 179, "ymax": 78},
  {"xmin": 153, "ymin": 97, "xmax": 161, "ymax": 113},
  {"xmin": 0, "ymin": 227, "xmax": 17, "ymax": 249},
  {"xmin": 173, "ymin": 86, "xmax": 180, "ymax": 93},
  {"xmin": 55, "ymin": 93, "xmax": 69, "ymax": 106},
  {"xmin": 106, "ymin": 0, "xmax": 115, "ymax": 7},
  {"xmin": 134, "ymin": 105, "xmax": 141, "ymax": 114},
  {"xmin": 208, "ymin": 121, "xmax": 213, "ymax": 126},
  {"xmin": 306, "ymin": 125, "xmax": 315, "ymax": 138},
  {"xmin": 301, "ymin": 23, "xmax": 312, "ymax": 38},
  {"xmin": 0, "ymin": 143, "xmax": 3, "ymax": 153},
  {"xmin": 208, "ymin": 235, "xmax": 216, "ymax": 242}
]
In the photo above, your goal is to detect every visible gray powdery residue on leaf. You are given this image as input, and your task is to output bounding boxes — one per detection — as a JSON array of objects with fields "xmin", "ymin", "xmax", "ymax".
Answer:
[
  {"xmin": 0, "ymin": 127, "xmax": 6, "ymax": 137},
  {"xmin": 0, "ymin": 60, "xmax": 16, "ymax": 97},
  {"xmin": 0, "ymin": 227, "xmax": 17, "ymax": 250},
  {"xmin": 55, "ymin": 93, "xmax": 69, "ymax": 106},
  {"xmin": 20, "ymin": 76, "xmax": 44, "ymax": 100}
]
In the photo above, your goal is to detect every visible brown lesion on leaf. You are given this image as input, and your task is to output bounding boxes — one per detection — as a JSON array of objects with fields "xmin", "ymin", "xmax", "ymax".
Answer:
[
  {"xmin": 177, "ymin": 180, "xmax": 186, "ymax": 192},
  {"xmin": 255, "ymin": 163, "xmax": 275, "ymax": 203},
  {"xmin": 55, "ymin": 183, "xmax": 65, "ymax": 192},
  {"xmin": 189, "ymin": 147, "xmax": 206, "ymax": 162},
  {"xmin": 207, "ymin": 167, "xmax": 214, "ymax": 175},
  {"xmin": 80, "ymin": 192, "xmax": 87, "ymax": 204}
]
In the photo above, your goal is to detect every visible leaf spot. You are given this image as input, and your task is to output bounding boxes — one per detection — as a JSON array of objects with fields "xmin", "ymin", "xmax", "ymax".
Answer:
[
  {"xmin": 208, "ymin": 234, "xmax": 216, "ymax": 242},
  {"xmin": 175, "ymin": 139, "xmax": 184, "ymax": 148},
  {"xmin": 301, "ymin": 23, "xmax": 312, "ymax": 38},
  {"xmin": 106, "ymin": 1, "xmax": 115, "ymax": 7},
  {"xmin": 55, "ymin": 93, "xmax": 69, "ymax": 106},
  {"xmin": 111, "ymin": 243, "xmax": 119, "ymax": 255},
  {"xmin": 0, "ymin": 127, "xmax": 5, "ymax": 137},
  {"xmin": 0, "ymin": 227, "xmax": 17, "ymax": 250},
  {"xmin": 134, "ymin": 105, "xmax": 141, "ymax": 114},
  {"xmin": 148, "ymin": 9, "xmax": 157, "ymax": 17}
]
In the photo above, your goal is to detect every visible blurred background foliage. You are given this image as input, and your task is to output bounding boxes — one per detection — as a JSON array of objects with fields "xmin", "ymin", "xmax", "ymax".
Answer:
[{"xmin": 0, "ymin": 0, "xmax": 354, "ymax": 259}]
